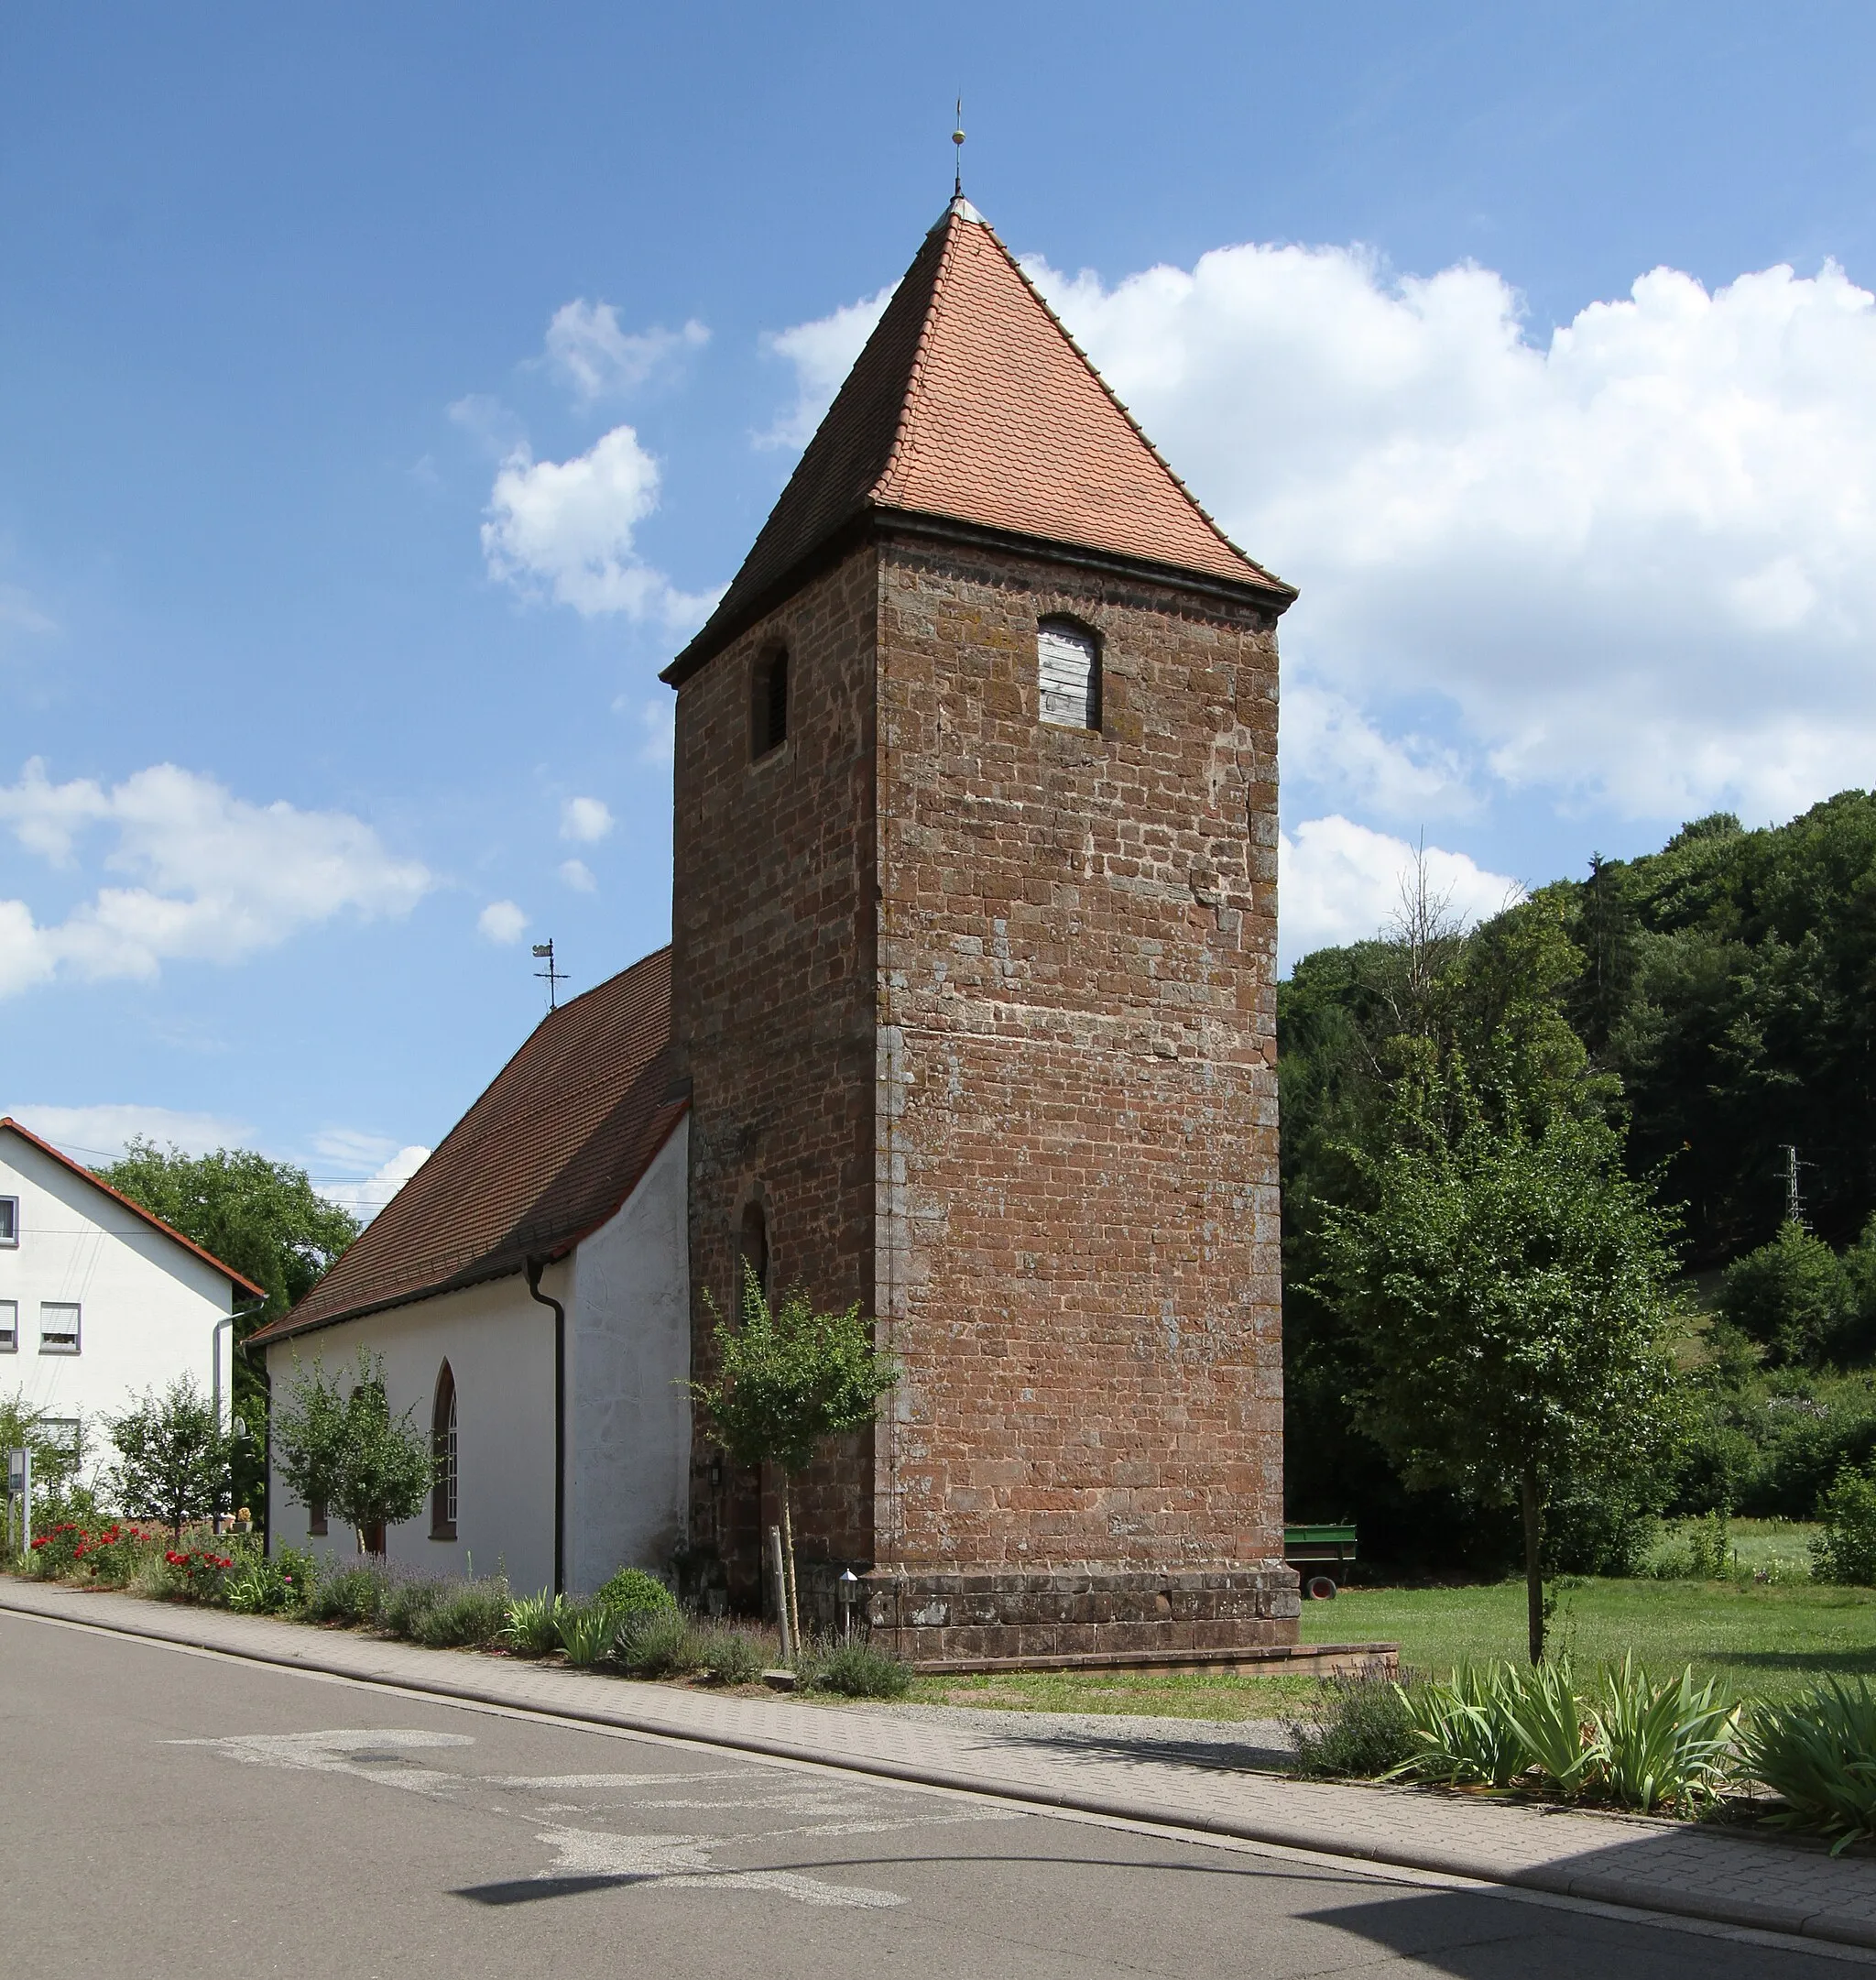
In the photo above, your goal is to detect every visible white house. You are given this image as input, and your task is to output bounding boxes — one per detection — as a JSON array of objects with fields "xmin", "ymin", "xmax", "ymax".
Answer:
[
  {"xmin": 250, "ymin": 947, "xmax": 691, "ymax": 1595},
  {"xmin": 0, "ymin": 1118, "xmax": 266, "ymax": 1470}
]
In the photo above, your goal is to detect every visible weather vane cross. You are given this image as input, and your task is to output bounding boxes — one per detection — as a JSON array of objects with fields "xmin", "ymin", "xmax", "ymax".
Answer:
[
  {"xmin": 953, "ymin": 95, "xmax": 965, "ymax": 199},
  {"xmin": 531, "ymin": 937, "xmax": 568, "ymax": 1012}
]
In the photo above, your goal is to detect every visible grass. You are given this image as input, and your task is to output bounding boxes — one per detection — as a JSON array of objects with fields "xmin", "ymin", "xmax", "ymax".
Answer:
[
  {"xmin": 1303, "ymin": 1573, "xmax": 1876, "ymax": 1703},
  {"xmin": 913, "ymin": 1533, "xmax": 1871, "ymax": 1720},
  {"xmin": 911, "ymin": 1667, "xmax": 1320, "ymax": 1718}
]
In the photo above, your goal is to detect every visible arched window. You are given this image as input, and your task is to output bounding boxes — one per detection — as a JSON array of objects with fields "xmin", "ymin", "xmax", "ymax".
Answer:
[
  {"xmin": 738, "ymin": 1200, "xmax": 769, "ymax": 1308},
  {"xmin": 1037, "ymin": 618, "xmax": 1100, "ymax": 730},
  {"xmin": 431, "ymin": 1361, "xmax": 458, "ymax": 1540},
  {"xmin": 751, "ymin": 647, "xmax": 790, "ymax": 759}
]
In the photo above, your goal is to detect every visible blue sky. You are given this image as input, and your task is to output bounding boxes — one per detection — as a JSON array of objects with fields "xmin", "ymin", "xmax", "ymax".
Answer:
[{"xmin": 5, "ymin": 4, "xmax": 1876, "ymax": 1206}]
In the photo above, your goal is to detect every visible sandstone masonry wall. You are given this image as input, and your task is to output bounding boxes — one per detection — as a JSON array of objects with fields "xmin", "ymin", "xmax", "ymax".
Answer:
[
  {"xmin": 671, "ymin": 547, "xmax": 880, "ymax": 1604},
  {"xmin": 871, "ymin": 534, "xmax": 1283, "ymax": 1580}
]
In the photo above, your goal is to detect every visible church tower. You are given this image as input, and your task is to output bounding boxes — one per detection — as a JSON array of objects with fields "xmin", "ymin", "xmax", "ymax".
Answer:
[{"xmin": 664, "ymin": 197, "xmax": 1297, "ymax": 1662}]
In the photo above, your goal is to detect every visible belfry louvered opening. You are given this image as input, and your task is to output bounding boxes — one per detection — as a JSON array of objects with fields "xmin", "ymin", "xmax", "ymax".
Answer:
[{"xmin": 1037, "ymin": 618, "xmax": 1100, "ymax": 730}]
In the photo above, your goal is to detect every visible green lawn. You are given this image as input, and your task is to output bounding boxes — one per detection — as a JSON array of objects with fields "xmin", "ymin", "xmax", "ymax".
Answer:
[
  {"xmin": 1305, "ymin": 1571, "xmax": 1876, "ymax": 1702},
  {"xmin": 911, "ymin": 1530, "xmax": 1875, "ymax": 1719}
]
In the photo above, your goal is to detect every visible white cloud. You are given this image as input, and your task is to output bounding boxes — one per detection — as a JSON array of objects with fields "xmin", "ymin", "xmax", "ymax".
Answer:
[
  {"xmin": 560, "ymin": 795, "xmax": 614, "ymax": 843},
  {"xmin": 1033, "ymin": 246, "xmax": 1876, "ymax": 824},
  {"xmin": 0, "ymin": 760, "xmax": 431, "ymax": 995},
  {"xmin": 481, "ymin": 426, "xmax": 720, "ymax": 628},
  {"xmin": 758, "ymin": 285, "xmax": 895, "ymax": 449},
  {"xmin": 477, "ymin": 899, "xmax": 528, "ymax": 944},
  {"xmin": 447, "ymin": 392, "xmax": 527, "ymax": 458},
  {"xmin": 314, "ymin": 1138, "xmax": 430, "ymax": 1221},
  {"xmin": 1282, "ymin": 678, "xmax": 1474, "ymax": 818},
  {"xmin": 543, "ymin": 301, "xmax": 708, "ymax": 402},
  {"xmin": 559, "ymin": 858, "xmax": 596, "ymax": 892},
  {"xmin": 1280, "ymin": 815, "xmax": 1520, "ymax": 970},
  {"xmin": 4, "ymin": 1102, "xmax": 253, "ymax": 1164}
]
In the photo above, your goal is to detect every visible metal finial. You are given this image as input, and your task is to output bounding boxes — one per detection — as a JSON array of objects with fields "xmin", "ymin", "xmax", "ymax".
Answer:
[{"xmin": 953, "ymin": 96, "xmax": 965, "ymax": 199}]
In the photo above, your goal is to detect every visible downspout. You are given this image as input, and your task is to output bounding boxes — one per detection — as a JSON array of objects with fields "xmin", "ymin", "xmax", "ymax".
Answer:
[{"xmin": 525, "ymin": 1258, "xmax": 566, "ymax": 1596}]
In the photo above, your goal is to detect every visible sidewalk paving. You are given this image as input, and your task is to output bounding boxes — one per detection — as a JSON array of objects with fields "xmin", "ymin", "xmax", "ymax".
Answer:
[{"xmin": 7, "ymin": 1576, "xmax": 1876, "ymax": 1953}]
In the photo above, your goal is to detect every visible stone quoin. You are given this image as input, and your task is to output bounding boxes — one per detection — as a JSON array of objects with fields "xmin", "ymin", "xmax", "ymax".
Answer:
[{"xmin": 664, "ymin": 195, "xmax": 1298, "ymax": 1663}]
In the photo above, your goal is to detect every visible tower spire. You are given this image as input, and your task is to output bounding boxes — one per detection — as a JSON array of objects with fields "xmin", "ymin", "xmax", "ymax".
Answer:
[{"xmin": 952, "ymin": 96, "xmax": 965, "ymax": 200}]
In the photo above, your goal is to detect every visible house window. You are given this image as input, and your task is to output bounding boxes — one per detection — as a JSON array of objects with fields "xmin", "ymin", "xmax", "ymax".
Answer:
[
  {"xmin": 751, "ymin": 647, "xmax": 789, "ymax": 759},
  {"xmin": 431, "ymin": 1362, "xmax": 458, "ymax": 1540},
  {"xmin": 39, "ymin": 1303, "xmax": 80, "ymax": 1354},
  {"xmin": 1038, "ymin": 618, "xmax": 1100, "ymax": 730},
  {"xmin": 0, "ymin": 1196, "xmax": 16, "ymax": 1245},
  {"xmin": 0, "ymin": 1301, "xmax": 16, "ymax": 1351},
  {"xmin": 738, "ymin": 1200, "xmax": 769, "ymax": 1307},
  {"xmin": 308, "ymin": 1497, "xmax": 328, "ymax": 1537},
  {"xmin": 42, "ymin": 1418, "xmax": 81, "ymax": 1466}
]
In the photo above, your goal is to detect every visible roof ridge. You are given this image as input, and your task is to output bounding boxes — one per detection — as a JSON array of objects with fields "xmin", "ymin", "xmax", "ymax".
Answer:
[{"xmin": 870, "ymin": 208, "xmax": 966, "ymax": 510}]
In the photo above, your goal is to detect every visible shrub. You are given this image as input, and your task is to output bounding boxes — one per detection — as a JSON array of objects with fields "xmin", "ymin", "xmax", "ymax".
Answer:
[
  {"xmin": 304, "ymin": 1565, "xmax": 389, "ymax": 1626},
  {"xmin": 559, "ymin": 1600, "xmax": 615, "ymax": 1667},
  {"xmin": 801, "ymin": 1639, "xmax": 911, "ymax": 1700},
  {"xmin": 1743, "ymin": 1679, "xmax": 1876, "ymax": 1854},
  {"xmin": 1286, "ymin": 1664, "xmax": 1420, "ymax": 1779},
  {"xmin": 1813, "ymin": 1466, "xmax": 1876, "ymax": 1585},
  {"xmin": 595, "ymin": 1568, "xmax": 675, "ymax": 1619},
  {"xmin": 1592, "ymin": 1656, "xmax": 1738, "ymax": 1812},
  {"xmin": 411, "ymin": 1577, "xmax": 508, "ymax": 1649},
  {"xmin": 129, "ymin": 1548, "xmax": 189, "ymax": 1601},
  {"xmin": 694, "ymin": 1625, "xmax": 767, "ymax": 1688},
  {"xmin": 380, "ymin": 1579, "xmax": 442, "ymax": 1640},
  {"xmin": 224, "ymin": 1548, "xmax": 312, "ymax": 1615},
  {"xmin": 74, "ymin": 1524, "xmax": 166, "ymax": 1588},
  {"xmin": 166, "ymin": 1547, "xmax": 234, "ymax": 1603},
  {"xmin": 613, "ymin": 1606, "xmax": 704, "ymax": 1678},
  {"xmin": 28, "ymin": 1523, "xmax": 91, "ymax": 1578},
  {"xmin": 503, "ymin": 1590, "xmax": 564, "ymax": 1656}
]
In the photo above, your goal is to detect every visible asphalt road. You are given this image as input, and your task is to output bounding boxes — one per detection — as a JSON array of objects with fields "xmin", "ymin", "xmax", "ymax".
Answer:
[{"xmin": 0, "ymin": 1610, "xmax": 1860, "ymax": 1979}]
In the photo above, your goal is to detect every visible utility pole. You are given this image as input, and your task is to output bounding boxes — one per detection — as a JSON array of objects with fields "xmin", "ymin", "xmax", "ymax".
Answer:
[{"xmin": 1779, "ymin": 1143, "xmax": 1807, "ymax": 1229}]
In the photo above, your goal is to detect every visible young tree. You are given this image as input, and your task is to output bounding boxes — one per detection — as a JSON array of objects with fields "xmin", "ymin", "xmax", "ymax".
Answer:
[
  {"xmin": 271, "ymin": 1356, "xmax": 352, "ymax": 1535},
  {"xmin": 99, "ymin": 1140, "xmax": 362, "ymax": 1517},
  {"xmin": 1316, "ymin": 1049, "xmax": 1684, "ymax": 1663},
  {"xmin": 105, "ymin": 1374, "xmax": 232, "ymax": 1539},
  {"xmin": 273, "ymin": 1351, "xmax": 431, "ymax": 1557},
  {"xmin": 692, "ymin": 1267, "xmax": 898, "ymax": 1646},
  {"xmin": 329, "ymin": 1364, "xmax": 432, "ymax": 1556}
]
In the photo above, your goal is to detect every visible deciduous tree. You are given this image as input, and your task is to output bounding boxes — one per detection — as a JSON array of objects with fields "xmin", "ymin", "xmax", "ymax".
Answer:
[
  {"xmin": 1316, "ymin": 1049, "xmax": 1684, "ymax": 1662},
  {"xmin": 105, "ymin": 1374, "xmax": 232, "ymax": 1539},
  {"xmin": 692, "ymin": 1268, "xmax": 898, "ymax": 1646}
]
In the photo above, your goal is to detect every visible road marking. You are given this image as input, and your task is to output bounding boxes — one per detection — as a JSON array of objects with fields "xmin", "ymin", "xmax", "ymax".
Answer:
[{"xmin": 527, "ymin": 1822, "xmax": 905, "ymax": 1909}]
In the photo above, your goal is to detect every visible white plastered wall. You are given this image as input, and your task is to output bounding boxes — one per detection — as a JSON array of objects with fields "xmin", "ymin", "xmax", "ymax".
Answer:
[
  {"xmin": 0, "ymin": 1132, "xmax": 238, "ymax": 1465},
  {"xmin": 565, "ymin": 1117, "xmax": 692, "ymax": 1592},
  {"xmin": 263, "ymin": 1271, "xmax": 559, "ymax": 1593}
]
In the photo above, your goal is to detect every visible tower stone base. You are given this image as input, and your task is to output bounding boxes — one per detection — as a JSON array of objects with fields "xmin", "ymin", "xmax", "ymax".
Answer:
[{"xmin": 857, "ymin": 1563, "xmax": 1301, "ymax": 1669}]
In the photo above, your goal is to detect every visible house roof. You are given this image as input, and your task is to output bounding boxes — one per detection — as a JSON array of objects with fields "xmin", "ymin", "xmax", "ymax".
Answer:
[
  {"xmin": 0, "ymin": 1117, "xmax": 268, "ymax": 1300},
  {"xmin": 249, "ymin": 946, "xmax": 687, "ymax": 1347},
  {"xmin": 664, "ymin": 198, "xmax": 1292, "ymax": 685}
]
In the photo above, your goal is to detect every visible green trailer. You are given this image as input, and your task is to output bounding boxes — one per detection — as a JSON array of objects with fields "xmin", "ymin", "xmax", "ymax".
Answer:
[{"xmin": 1283, "ymin": 1523, "xmax": 1357, "ymax": 1599}]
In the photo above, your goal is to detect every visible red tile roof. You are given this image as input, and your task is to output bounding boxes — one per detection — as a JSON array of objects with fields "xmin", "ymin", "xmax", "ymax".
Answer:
[
  {"xmin": 0, "ymin": 1117, "xmax": 268, "ymax": 1300},
  {"xmin": 666, "ymin": 201, "xmax": 1292, "ymax": 684},
  {"xmin": 249, "ymin": 948, "xmax": 686, "ymax": 1346}
]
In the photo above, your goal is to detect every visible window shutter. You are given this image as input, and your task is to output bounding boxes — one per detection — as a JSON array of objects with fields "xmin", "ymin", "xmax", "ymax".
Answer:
[{"xmin": 1038, "ymin": 623, "xmax": 1097, "ymax": 729}]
